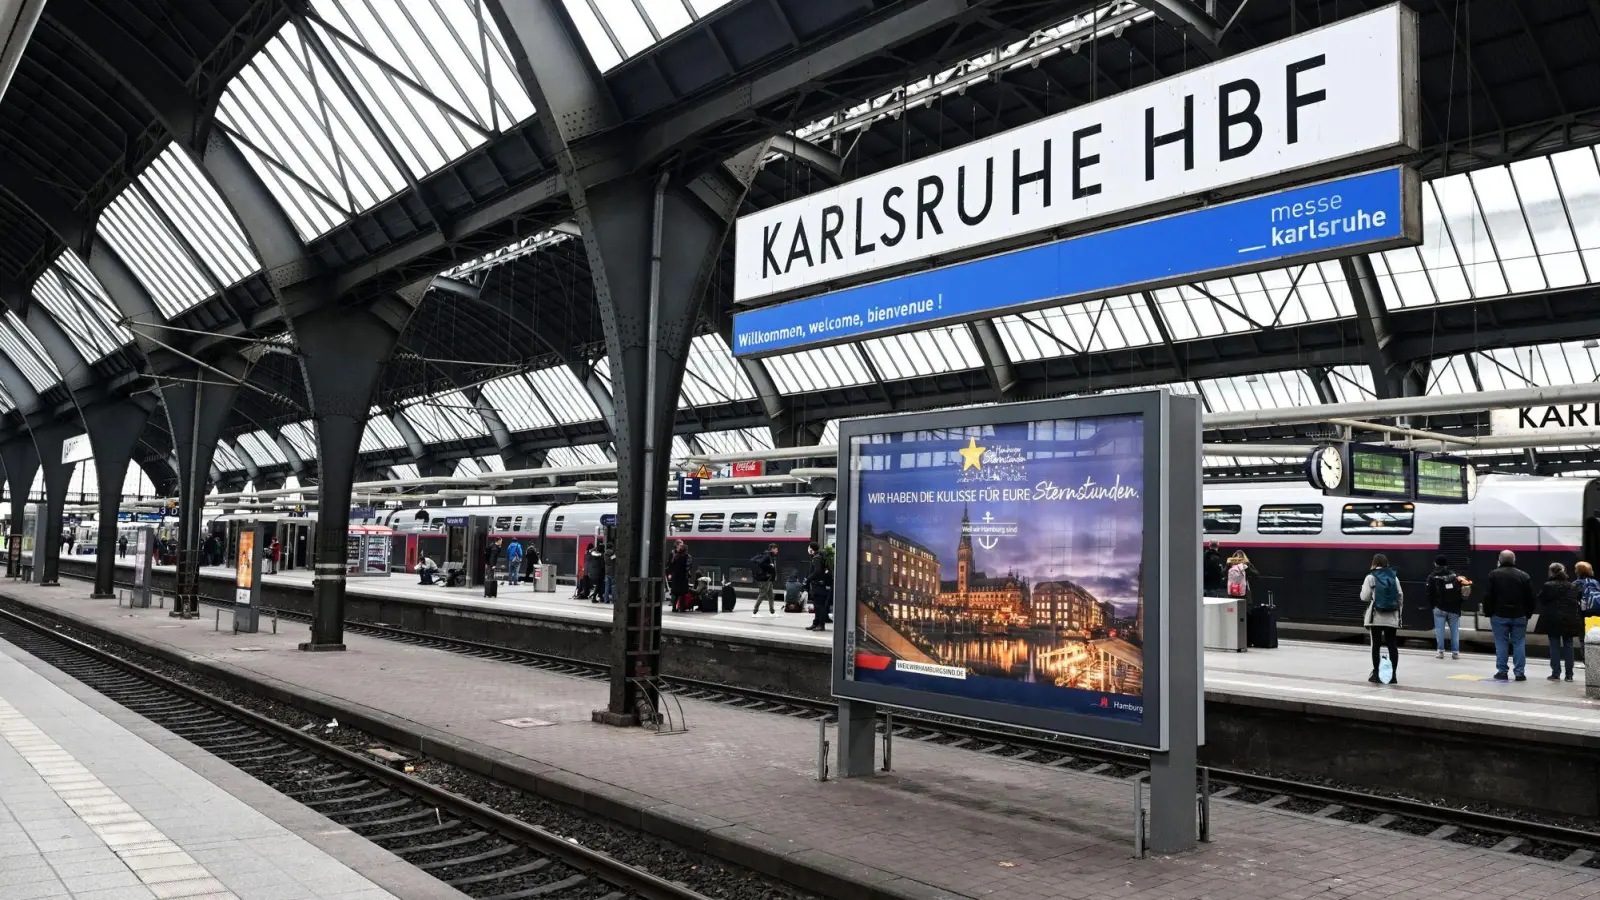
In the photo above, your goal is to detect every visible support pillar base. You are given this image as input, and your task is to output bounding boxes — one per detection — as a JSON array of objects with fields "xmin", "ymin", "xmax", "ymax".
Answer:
[
  {"xmin": 90, "ymin": 592, "xmax": 114, "ymax": 600},
  {"xmin": 169, "ymin": 610, "xmax": 199, "ymax": 620},
  {"xmin": 837, "ymin": 698, "xmax": 878, "ymax": 778},
  {"xmin": 298, "ymin": 642, "xmax": 346, "ymax": 652},
  {"xmin": 591, "ymin": 709, "xmax": 638, "ymax": 727}
]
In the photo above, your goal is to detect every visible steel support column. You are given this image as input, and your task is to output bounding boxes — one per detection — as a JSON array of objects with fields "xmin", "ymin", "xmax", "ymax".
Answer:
[
  {"xmin": 163, "ymin": 363, "xmax": 242, "ymax": 617},
  {"xmin": 295, "ymin": 302, "xmax": 409, "ymax": 651},
  {"xmin": 0, "ymin": 440, "xmax": 38, "ymax": 577},
  {"xmin": 968, "ymin": 320, "xmax": 1018, "ymax": 400},
  {"xmin": 83, "ymin": 400, "xmax": 154, "ymax": 597},
  {"xmin": 1341, "ymin": 255, "xmax": 1424, "ymax": 400},
  {"xmin": 31, "ymin": 426, "xmax": 75, "ymax": 586}
]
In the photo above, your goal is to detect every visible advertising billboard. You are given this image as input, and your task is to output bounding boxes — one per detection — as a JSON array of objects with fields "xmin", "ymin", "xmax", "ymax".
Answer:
[
  {"xmin": 833, "ymin": 391, "xmax": 1201, "ymax": 750},
  {"xmin": 734, "ymin": 4, "xmax": 1418, "ymax": 304}
]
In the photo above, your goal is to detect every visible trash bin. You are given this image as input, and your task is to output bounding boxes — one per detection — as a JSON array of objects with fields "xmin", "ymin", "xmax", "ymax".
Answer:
[{"xmin": 528, "ymin": 563, "xmax": 556, "ymax": 593}]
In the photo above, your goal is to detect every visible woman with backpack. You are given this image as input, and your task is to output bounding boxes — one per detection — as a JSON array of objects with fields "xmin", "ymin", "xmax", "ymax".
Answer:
[
  {"xmin": 1225, "ymin": 551, "xmax": 1257, "ymax": 603},
  {"xmin": 1536, "ymin": 562, "xmax": 1584, "ymax": 682},
  {"xmin": 1361, "ymin": 553, "xmax": 1402, "ymax": 684}
]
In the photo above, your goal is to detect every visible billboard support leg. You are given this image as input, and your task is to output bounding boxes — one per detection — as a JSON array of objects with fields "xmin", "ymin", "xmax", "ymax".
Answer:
[
  {"xmin": 836, "ymin": 698, "xmax": 876, "ymax": 777},
  {"xmin": 1147, "ymin": 746, "xmax": 1198, "ymax": 854}
]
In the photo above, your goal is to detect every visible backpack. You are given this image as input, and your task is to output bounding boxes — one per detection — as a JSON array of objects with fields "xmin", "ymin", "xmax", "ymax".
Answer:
[
  {"xmin": 1372, "ymin": 568, "xmax": 1400, "ymax": 611},
  {"xmin": 1226, "ymin": 563, "xmax": 1248, "ymax": 597},
  {"xmin": 1579, "ymin": 577, "xmax": 1600, "ymax": 613},
  {"xmin": 1426, "ymin": 569, "xmax": 1456, "ymax": 605}
]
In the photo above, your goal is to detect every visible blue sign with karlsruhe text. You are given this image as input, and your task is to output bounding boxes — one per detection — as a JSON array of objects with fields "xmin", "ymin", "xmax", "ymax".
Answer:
[{"xmin": 732, "ymin": 166, "xmax": 1418, "ymax": 357}]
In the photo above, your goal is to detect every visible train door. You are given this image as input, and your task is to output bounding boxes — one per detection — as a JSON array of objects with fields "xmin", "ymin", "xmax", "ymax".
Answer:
[
  {"xmin": 1583, "ymin": 480, "xmax": 1600, "ymax": 564},
  {"xmin": 1435, "ymin": 525, "xmax": 1473, "ymax": 628}
]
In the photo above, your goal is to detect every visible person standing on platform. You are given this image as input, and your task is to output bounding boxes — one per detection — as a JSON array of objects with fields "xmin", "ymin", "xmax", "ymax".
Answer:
[
  {"xmin": 268, "ymin": 538, "xmax": 281, "ymax": 575},
  {"xmin": 667, "ymin": 540, "xmax": 692, "ymax": 612},
  {"xmin": 1481, "ymin": 549, "xmax": 1535, "ymax": 682},
  {"xmin": 1536, "ymin": 562, "xmax": 1584, "ymax": 682},
  {"xmin": 752, "ymin": 543, "xmax": 778, "ymax": 616},
  {"xmin": 505, "ymin": 539, "xmax": 524, "ymax": 586},
  {"xmin": 1361, "ymin": 553, "xmax": 1403, "ymax": 684},
  {"xmin": 1427, "ymin": 554, "xmax": 1464, "ymax": 660},
  {"xmin": 118, "ymin": 535, "xmax": 127, "ymax": 558},
  {"xmin": 806, "ymin": 542, "xmax": 832, "ymax": 631},
  {"xmin": 1202, "ymin": 542, "xmax": 1225, "ymax": 597},
  {"xmin": 604, "ymin": 545, "xmax": 616, "ymax": 604}
]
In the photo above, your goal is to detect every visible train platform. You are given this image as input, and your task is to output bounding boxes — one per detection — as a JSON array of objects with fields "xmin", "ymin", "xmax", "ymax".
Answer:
[
  {"xmin": 3, "ymin": 579, "xmax": 1599, "ymax": 900},
  {"xmin": 56, "ymin": 557, "xmax": 1600, "ymax": 744},
  {"xmin": 0, "ymin": 628, "xmax": 467, "ymax": 899},
  {"xmin": 70, "ymin": 557, "xmax": 830, "ymax": 650}
]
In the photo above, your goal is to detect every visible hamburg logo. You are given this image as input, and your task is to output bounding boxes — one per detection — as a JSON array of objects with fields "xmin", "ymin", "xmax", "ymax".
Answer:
[{"xmin": 1098, "ymin": 697, "xmax": 1110, "ymax": 708}]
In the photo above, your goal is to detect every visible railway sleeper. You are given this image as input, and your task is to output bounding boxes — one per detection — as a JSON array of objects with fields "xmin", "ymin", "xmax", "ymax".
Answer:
[
  {"xmin": 480, "ymin": 873, "xmax": 587, "ymax": 900},
  {"xmin": 446, "ymin": 858, "xmax": 551, "ymax": 889}
]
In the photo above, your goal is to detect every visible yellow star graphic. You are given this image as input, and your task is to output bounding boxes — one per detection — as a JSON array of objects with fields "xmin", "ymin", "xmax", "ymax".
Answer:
[{"xmin": 958, "ymin": 437, "xmax": 986, "ymax": 471}]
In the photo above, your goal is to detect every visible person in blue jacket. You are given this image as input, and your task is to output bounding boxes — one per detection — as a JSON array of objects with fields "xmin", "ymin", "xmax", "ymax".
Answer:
[{"xmin": 505, "ymin": 540, "xmax": 524, "ymax": 586}]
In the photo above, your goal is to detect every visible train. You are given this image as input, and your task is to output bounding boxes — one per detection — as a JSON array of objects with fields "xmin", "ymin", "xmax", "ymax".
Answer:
[{"xmin": 29, "ymin": 472, "xmax": 1596, "ymax": 630}]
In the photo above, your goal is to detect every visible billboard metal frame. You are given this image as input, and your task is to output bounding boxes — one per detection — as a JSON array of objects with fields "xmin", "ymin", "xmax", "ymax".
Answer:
[{"xmin": 830, "ymin": 390, "xmax": 1202, "ymax": 851}]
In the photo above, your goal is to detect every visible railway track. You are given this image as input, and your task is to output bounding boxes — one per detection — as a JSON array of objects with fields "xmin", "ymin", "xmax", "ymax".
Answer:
[
  {"xmin": 52, "ymin": 576, "xmax": 1600, "ymax": 868},
  {"xmin": 0, "ymin": 605, "xmax": 721, "ymax": 900}
]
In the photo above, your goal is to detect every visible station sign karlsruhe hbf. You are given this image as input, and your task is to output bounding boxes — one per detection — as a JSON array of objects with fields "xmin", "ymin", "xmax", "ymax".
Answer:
[{"xmin": 731, "ymin": 3, "xmax": 1421, "ymax": 355}]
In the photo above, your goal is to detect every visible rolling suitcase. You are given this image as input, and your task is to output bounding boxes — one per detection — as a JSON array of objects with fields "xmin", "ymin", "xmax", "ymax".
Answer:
[
  {"xmin": 720, "ymin": 583, "xmax": 738, "ymax": 612},
  {"xmin": 484, "ymin": 576, "xmax": 498, "ymax": 599},
  {"xmin": 1247, "ymin": 604, "xmax": 1278, "ymax": 649},
  {"xmin": 697, "ymin": 588, "xmax": 718, "ymax": 613}
]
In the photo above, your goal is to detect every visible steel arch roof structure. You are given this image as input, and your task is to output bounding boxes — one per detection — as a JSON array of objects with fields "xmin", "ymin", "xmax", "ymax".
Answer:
[{"xmin": 0, "ymin": 0, "xmax": 1598, "ymax": 505}]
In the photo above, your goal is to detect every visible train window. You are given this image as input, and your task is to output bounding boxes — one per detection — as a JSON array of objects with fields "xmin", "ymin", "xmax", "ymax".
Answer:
[
  {"xmin": 493, "ymin": 516, "xmax": 512, "ymax": 531},
  {"xmin": 698, "ymin": 513, "xmax": 725, "ymax": 533},
  {"xmin": 1203, "ymin": 505, "xmax": 1242, "ymax": 534},
  {"xmin": 761, "ymin": 512, "xmax": 777, "ymax": 533},
  {"xmin": 1341, "ymin": 503, "xmax": 1415, "ymax": 535},
  {"xmin": 552, "ymin": 516, "xmax": 564, "ymax": 533},
  {"xmin": 1257, "ymin": 504, "xmax": 1323, "ymax": 534},
  {"xmin": 513, "ymin": 516, "xmax": 524, "ymax": 531},
  {"xmin": 670, "ymin": 513, "xmax": 694, "ymax": 533},
  {"xmin": 784, "ymin": 513, "xmax": 799, "ymax": 532},
  {"xmin": 729, "ymin": 512, "xmax": 758, "ymax": 533}
]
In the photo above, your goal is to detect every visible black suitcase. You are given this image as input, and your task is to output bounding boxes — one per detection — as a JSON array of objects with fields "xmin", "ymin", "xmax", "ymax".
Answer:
[
  {"xmin": 484, "ymin": 577, "xmax": 498, "ymax": 598},
  {"xmin": 1247, "ymin": 605, "xmax": 1277, "ymax": 649},
  {"xmin": 720, "ymin": 583, "xmax": 737, "ymax": 612},
  {"xmin": 697, "ymin": 589, "xmax": 718, "ymax": 612}
]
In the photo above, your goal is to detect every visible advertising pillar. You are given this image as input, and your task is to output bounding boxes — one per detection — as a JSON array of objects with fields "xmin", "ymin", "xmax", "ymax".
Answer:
[
  {"xmin": 832, "ymin": 390, "xmax": 1202, "ymax": 852},
  {"xmin": 130, "ymin": 527, "xmax": 154, "ymax": 609},
  {"xmin": 234, "ymin": 522, "xmax": 264, "ymax": 633}
]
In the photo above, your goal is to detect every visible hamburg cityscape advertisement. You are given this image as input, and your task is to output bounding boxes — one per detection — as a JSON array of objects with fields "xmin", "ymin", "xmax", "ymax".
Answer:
[{"xmin": 849, "ymin": 414, "xmax": 1146, "ymax": 723}]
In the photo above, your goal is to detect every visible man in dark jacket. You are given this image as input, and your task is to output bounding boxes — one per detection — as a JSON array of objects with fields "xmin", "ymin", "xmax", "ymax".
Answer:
[
  {"xmin": 1479, "ymin": 549, "xmax": 1535, "ymax": 681},
  {"xmin": 666, "ymin": 540, "xmax": 692, "ymax": 611},
  {"xmin": 1202, "ymin": 542, "xmax": 1225, "ymax": 596},
  {"xmin": 752, "ymin": 543, "xmax": 778, "ymax": 615},
  {"xmin": 806, "ymin": 542, "xmax": 831, "ymax": 631},
  {"xmin": 1426, "ymin": 555, "xmax": 1464, "ymax": 660}
]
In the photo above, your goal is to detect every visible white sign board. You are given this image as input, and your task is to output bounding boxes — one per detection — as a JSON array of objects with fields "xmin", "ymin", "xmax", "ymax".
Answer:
[
  {"xmin": 734, "ymin": 4, "xmax": 1418, "ymax": 305},
  {"xmin": 61, "ymin": 434, "xmax": 91, "ymax": 465},
  {"xmin": 1490, "ymin": 405, "xmax": 1600, "ymax": 435}
]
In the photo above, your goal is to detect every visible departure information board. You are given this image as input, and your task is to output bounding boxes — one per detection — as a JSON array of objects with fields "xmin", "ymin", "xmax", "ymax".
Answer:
[
  {"xmin": 1346, "ymin": 444, "xmax": 1413, "ymax": 499},
  {"xmin": 1415, "ymin": 455, "xmax": 1471, "ymax": 504}
]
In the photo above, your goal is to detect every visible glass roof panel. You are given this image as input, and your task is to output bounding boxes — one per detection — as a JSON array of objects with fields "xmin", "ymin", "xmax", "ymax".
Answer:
[
  {"xmin": 861, "ymin": 325, "xmax": 981, "ymax": 379},
  {"xmin": 96, "ymin": 183, "xmax": 217, "ymax": 317},
  {"xmin": 238, "ymin": 431, "xmax": 288, "ymax": 466},
  {"xmin": 1510, "ymin": 155, "xmax": 1587, "ymax": 288},
  {"xmin": 526, "ymin": 365, "xmax": 602, "ymax": 422},
  {"xmin": 818, "ymin": 420, "xmax": 839, "ymax": 446},
  {"xmin": 217, "ymin": 24, "xmax": 409, "ymax": 240},
  {"xmin": 1551, "ymin": 147, "xmax": 1600, "ymax": 277},
  {"xmin": 478, "ymin": 454, "xmax": 505, "ymax": 472},
  {"xmin": 561, "ymin": 0, "xmax": 730, "ymax": 72},
  {"xmin": 391, "ymin": 463, "xmax": 420, "ymax": 480},
  {"xmin": 1198, "ymin": 371, "xmax": 1320, "ymax": 413},
  {"xmin": 307, "ymin": 1, "xmax": 535, "ymax": 180},
  {"xmin": 141, "ymin": 145, "xmax": 260, "ymax": 287},
  {"xmin": 1325, "ymin": 365, "xmax": 1376, "ymax": 403},
  {"xmin": 0, "ymin": 314, "xmax": 59, "ymax": 390},
  {"xmin": 1471, "ymin": 166, "xmax": 1543, "ymax": 295},
  {"xmin": 481, "ymin": 373, "xmax": 557, "ymax": 431},
  {"xmin": 1476, "ymin": 341, "xmax": 1600, "ymax": 389},
  {"xmin": 763, "ymin": 344, "xmax": 874, "ymax": 394},
  {"xmin": 403, "ymin": 390, "xmax": 490, "ymax": 442},
  {"xmin": 212, "ymin": 440, "xmax": 245, "ymax": 471},
  {"xmin": 680, "ymin": 334, "xmax": 756, "ymax": 407},
  {"xmin": 996, "ymin": 294, "xmax": 1160, "ymax": 362},
  {"xmin": 546, "ymin": 444, "xmax": 610, "ymax": 468},
  {"xmin": 1426, "ymin": 354, "xmax": 1479, "ymax": 395},
  {"xmin": 1432, "ymin": 175, "xmax": 1507, "ymax": 299},
  {"xmin": 455, "ymin": 457, "xmax": 485, "ymax": 477},
  {"xmin": 280, "ymin": 421, "xmax": 318, "ymax": 459},
  {"xmin": 360, "ymin": 407, "xmax": 407, "ymax": 451},
  {"xmin": 32, "ymin": 252, "xmax": 130, "ymax": 361},
  {"xmin": 0, "ymin": 383, "xmax": 14, "ymax": 413},
  {"xmin": 694, "ymin": 427, "xmax": 774, "ymax": 456},
  {"xmin": 670, "ymin": 435, "xmax": 695, "ymax": 461}
]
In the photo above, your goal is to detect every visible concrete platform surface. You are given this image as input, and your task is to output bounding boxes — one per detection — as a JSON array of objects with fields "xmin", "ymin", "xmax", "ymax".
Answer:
[
  {"xmin": 0, "ymin": 626, "xmax": 469, "ymax": 900},
  {"xmin": 6, "ymin": 581, "xmax": 1600, "ymax": 900},
  {"xmin": 66, "ymin": 558, "xmax": 1600, "ymax": 744}
]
